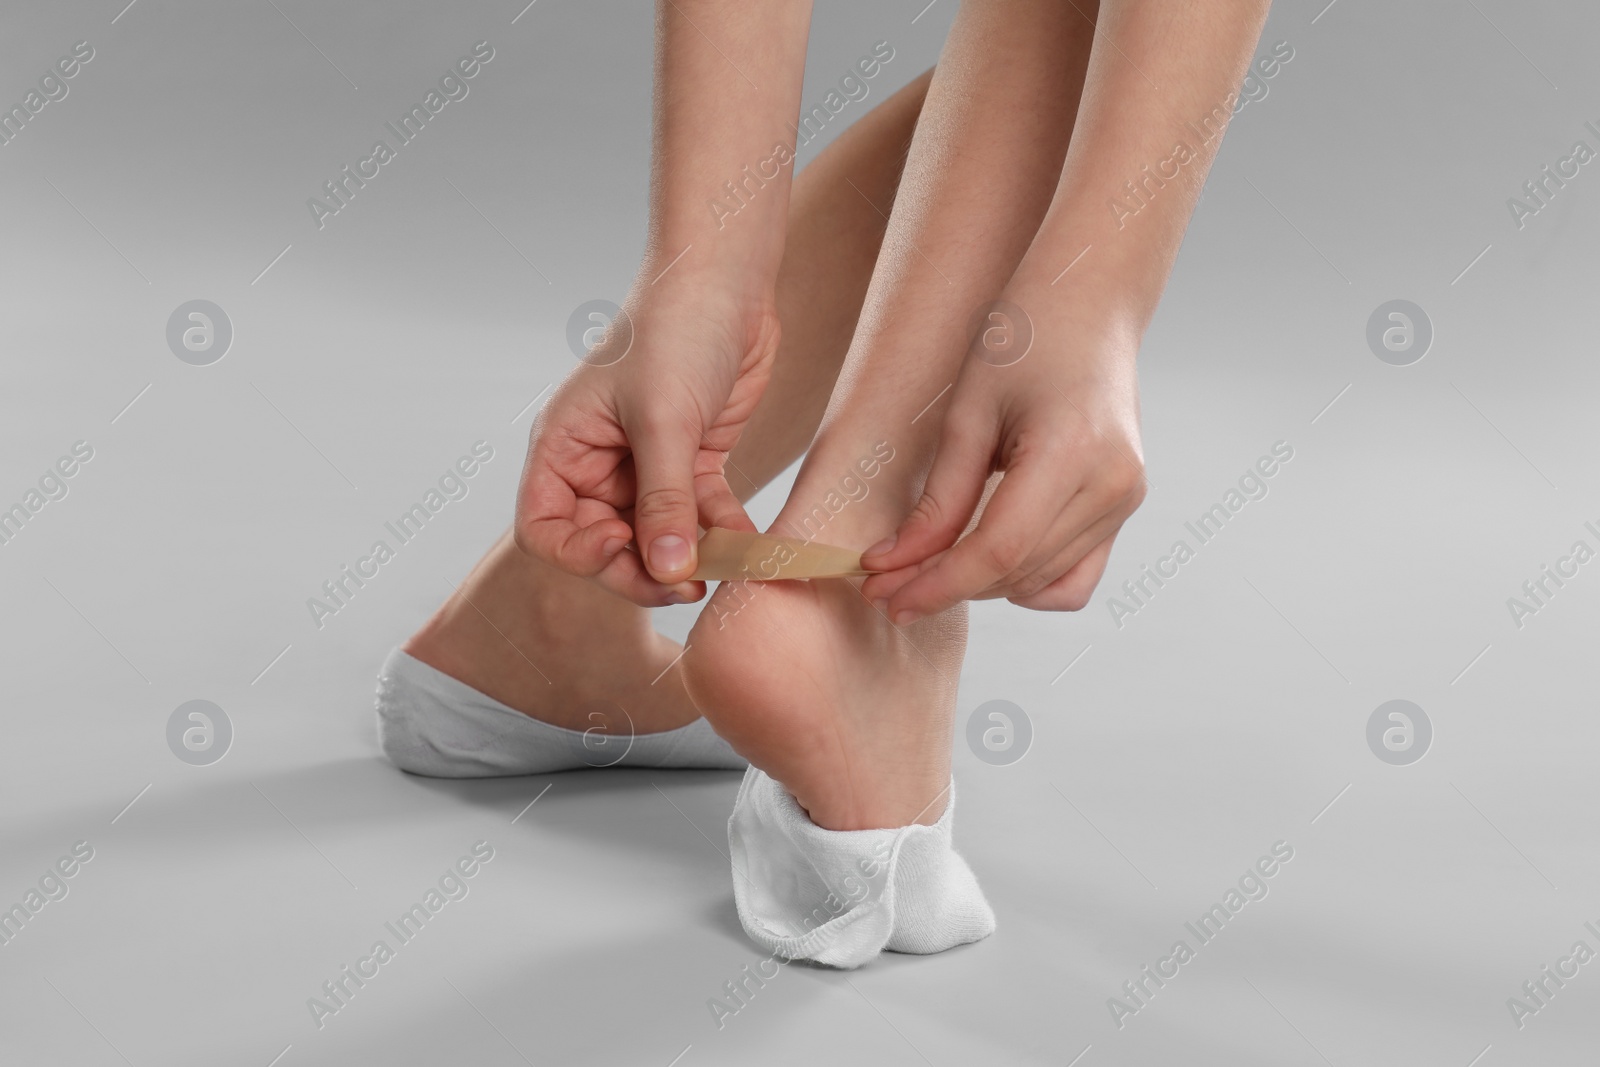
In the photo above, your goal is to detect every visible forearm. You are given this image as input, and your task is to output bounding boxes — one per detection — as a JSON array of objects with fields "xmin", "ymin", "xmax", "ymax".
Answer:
[
  {"xmin": 1013, "ymin": 0, "xmax": 1272, "ymax": 340},
  {"xmin": 644, "ymin": 0, "xmax": 813, "ymax": 299}
]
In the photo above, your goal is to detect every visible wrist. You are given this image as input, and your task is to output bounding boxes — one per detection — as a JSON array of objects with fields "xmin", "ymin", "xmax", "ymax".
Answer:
[
  {"xmin": 1000, "ymin": 270, "xmax": 1145, "ymax": 368},
  {"xmin": 640, "ymin": 223, "xmax": 784, "ymax": 299},
  {"xmin": 623, "ymin": 267, "xmax": 779, "ymax": 366},
  {"xmin": 635, "ymin": 252, "xmax": 777, "ymax": 311},
  {"xmin": 1009, "ymin": 186, "xmax": 1191, "ymax": 341},
  {"xmin": 648, "ymin": 174, "xmax": 792, "ymax": 281}
]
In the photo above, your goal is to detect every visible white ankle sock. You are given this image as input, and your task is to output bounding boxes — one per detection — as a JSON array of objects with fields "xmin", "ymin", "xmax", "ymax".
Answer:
[
  {"xmin": 727, "ymin": 767, "xmax": 995, "ymax": 968},
  {"xmin": 374, "ymin": 648, "xmax": 748, "ymax": 777}
]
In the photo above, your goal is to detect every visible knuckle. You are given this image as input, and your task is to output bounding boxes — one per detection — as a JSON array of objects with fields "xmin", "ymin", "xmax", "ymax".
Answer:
[
  {"xmin": 511, "ymin": 521, "xmax": 542, "ymax": 560},
  {"xmin": 1089, "ymin": 461, "xmax": 1145, "ymax": 512},
  {"xmin": 907, "ymin": 492, "xmax": 950, "ymax": 534},
  {"xmin": 1007, "ymin": 423, "xmax": 1060, "ymax": 463},
  {"xmin": 974, "ymin": 533, "xmax": 1028, "ymax": 578},
  {"xmin": 635, "ymin": 403, "xmax": 689, "ymax": 435},
  {"xmin": 1011, "ymin": 584, "xmax": 1093, "ymax": 612},
  {"xmin": 1010, "ymin": 569, "xmax": 1054, "ymax": 599},
  {"xmin": 1124, "ymin": 468, "xmax": 1149, "ymax": 506},
  {"xmin": 628, "ymin": 402, "xmax": 699, "ymax": 448},
  {"xmin": 633, "ymin": 485, "xmax": 696, "ymax": 528},
  {"xmin": 1057, "ymin": 584, "xmax": 1094, "ymax": 611},
  {"xmin": 1111, "ymin": 451, "xmax": 1147, "ymax": 494}
]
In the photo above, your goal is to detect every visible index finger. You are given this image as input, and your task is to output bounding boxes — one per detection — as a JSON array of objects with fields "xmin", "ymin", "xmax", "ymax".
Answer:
[
  {"xmin": 881, "ymin": 459, "xmax": 1066, "ymax": 623},
  {"xmin": 694, "ymin": 465, "xmax": 759, "ymax": 535},
  {"xmin": 512, "ymin": 434, "xmax": 632, "ymax": 570},
  {"xmin": 513, "ymin": 448, "xmax": 705, "ymax": 609}
]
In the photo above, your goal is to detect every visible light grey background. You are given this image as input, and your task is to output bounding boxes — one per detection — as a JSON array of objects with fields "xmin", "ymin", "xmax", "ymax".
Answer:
[{"xmin": 2, "ymin": 1, "xmax": 1596, "ymax": 1064}]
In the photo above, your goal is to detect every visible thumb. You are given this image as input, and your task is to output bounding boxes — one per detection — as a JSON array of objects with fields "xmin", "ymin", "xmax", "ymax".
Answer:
[
  {"xmin": 630, "ymin": 410, "xmax": 704, "ymax": 583},
  {"xmin": 864, "ymin": 414, "xmax": 993, "ymax": 572}
]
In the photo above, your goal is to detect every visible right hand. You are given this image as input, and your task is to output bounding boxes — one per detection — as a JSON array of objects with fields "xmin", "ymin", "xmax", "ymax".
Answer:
[{"xmin": 514, "ymin": 287, "xmax": 780, "ymax": 606}]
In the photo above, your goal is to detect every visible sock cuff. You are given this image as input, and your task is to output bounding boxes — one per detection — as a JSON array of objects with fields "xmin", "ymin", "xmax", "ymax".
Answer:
[
  {"xmin": 374, "ymin": 648, "xmax": 746, "ymax": 777},
  {"xmin": 727, "ymin": 767, "xmax": 995, "ymax": 968}
]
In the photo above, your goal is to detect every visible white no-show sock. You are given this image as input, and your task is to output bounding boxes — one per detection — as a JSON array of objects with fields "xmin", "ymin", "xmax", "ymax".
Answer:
[
  {"xmin": 374, "ymin": 648, "xmax": 748, "ymax": 778},
  {"xmin": 727, "ymin": 767, "xmax": 996, "ymax": 968}
]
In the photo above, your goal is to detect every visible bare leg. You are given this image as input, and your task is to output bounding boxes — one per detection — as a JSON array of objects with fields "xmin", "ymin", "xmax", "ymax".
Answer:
[
  {"xmin": 401, "ymin": 70, "xmax": 934, "ymax": 733},
  {"xmin": 682, "ymin": 1, "xmax": 1095, "ymax": 829}
]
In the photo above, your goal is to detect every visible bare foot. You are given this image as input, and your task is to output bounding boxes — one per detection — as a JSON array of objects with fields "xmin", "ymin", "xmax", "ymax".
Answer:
[
  {"xmin": 403, "ymin": 531, "xmax": 701, "ymax": 735},
  {"xmin": 680, "ymin": 501, "xmax": 966, "ymax": 831}
]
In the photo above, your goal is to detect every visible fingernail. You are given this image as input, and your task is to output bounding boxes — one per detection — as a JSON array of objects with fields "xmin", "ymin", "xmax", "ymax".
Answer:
[
  {"xmin": 602, "ymin": 537, "xmax": 629, "ymax": 557},
  {"xmin": 648, "ymin": 534, "xmax": 691, "ymax": 575},
  {"xmin": 893, "ymin": 610, "xmax": 919, "ymax": 626},
  {"xmin": 872, "ymin": 598, "xmax": 889, "ymax": 614},
  {"xmin": 865, "ymin": 535, "xmax": 896, "ymax": 557},
  {"xmin": 664, "ymin": 592, "xmax": 691, "ymax": 605}
]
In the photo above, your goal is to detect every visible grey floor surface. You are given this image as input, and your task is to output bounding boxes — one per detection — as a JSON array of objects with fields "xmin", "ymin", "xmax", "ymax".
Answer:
[{"xmin": 2, "ymin": 1, "xmax": 1597, "ymax": 1064}]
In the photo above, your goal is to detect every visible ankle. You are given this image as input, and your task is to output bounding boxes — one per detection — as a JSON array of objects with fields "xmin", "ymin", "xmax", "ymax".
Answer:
[
  {"xmin": 771, "ymin": 438, "xmax": 919, "ymax": 550},
  {"xmin": 802, "ymin": 772, "xmax": 953, "ymax": 831}
]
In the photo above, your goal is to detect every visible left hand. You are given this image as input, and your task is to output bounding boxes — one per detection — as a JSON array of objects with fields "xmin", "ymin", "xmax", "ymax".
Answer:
[{"xmin": 861, "ymin": 297, "xmax": 1148, "ymax": 621}]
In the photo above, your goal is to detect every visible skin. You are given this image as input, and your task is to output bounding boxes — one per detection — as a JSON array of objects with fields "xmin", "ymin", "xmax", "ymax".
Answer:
[
  {"xmin": 863, "ymin": 0, "xmax": 1274, "ymax": 622},
  {"xmin": 512, "ymin": 1, "xmax": 815, "ymax": 604},
  {"xmin": 405, "ymin": 69, "xmax": 935, "ymax": 734},
  {"xmin": 681, "ymin": 0, "xmax": 1096, "ymax": 830},
  {"xmin": 422, "ymin": 0, "xmax": 1272, "ymax": 831}
]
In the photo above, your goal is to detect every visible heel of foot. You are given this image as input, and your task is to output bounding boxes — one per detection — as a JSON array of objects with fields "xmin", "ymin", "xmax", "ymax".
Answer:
[
  {"xmin": 640, "ymin": 716, "xmax": 750, "ymax": 771},
  {"xmin": 727, "ymin": 768, "xmax": 994, "ymax": 968},
  {"xmin": 374, "ymin": 648, "xmax": 745, "ymax": 777}
]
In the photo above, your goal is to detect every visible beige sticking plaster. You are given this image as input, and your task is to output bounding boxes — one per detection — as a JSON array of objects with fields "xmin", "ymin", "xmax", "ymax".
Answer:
[{"xmin": 691, "ymin": 527, "xmax": 874, "ymax": 581}]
